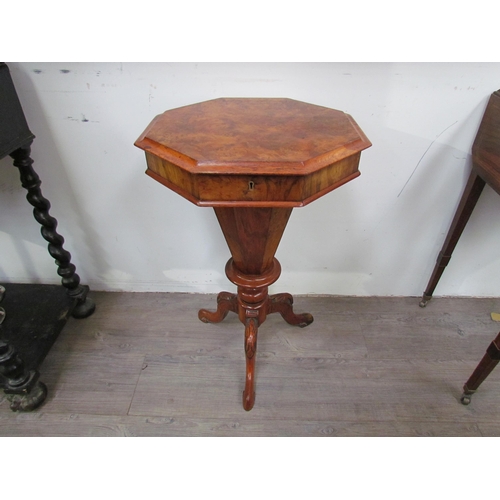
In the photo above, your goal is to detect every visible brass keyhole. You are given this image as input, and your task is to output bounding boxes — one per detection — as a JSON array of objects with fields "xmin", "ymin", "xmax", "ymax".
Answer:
[{"xmin": 248, "ymin": 181, "xmax": 255, "ymax": 191}]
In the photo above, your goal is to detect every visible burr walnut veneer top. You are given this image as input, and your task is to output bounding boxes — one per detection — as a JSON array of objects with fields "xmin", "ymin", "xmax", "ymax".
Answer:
[{"xmin": 135, "ymin": 98, "xmax": 371, "ymax": 207}]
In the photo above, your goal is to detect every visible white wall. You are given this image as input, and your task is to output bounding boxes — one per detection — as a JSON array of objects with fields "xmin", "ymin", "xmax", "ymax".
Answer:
[{"xmin": 1, "ymin": 62, "xmax": 500, "ymax": 297}]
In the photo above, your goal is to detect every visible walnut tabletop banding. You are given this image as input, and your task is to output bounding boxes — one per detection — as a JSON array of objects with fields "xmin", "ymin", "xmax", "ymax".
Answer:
[{"xmin": 135, "ymin": 98, "xmax": 371, "ymax": 410}]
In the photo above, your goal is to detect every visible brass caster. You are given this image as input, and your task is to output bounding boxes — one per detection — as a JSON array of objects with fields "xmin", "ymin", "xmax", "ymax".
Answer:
[
  {"xmin": 460, "ymin": 393, "xmax": 472, "ymax": 405},
  {"xmin": 419, "ymin": 294, "xmax": 432, "ymax": 308}
]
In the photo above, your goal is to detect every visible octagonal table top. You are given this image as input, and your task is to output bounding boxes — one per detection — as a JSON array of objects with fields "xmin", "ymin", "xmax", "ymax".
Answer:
[
  {"xmin": 135, "ymin": 98, "xmax": 371, "ymax": 175},
  {"xmin": 135, "ymin": 98, "xmax": 371, "ymax": 207}
]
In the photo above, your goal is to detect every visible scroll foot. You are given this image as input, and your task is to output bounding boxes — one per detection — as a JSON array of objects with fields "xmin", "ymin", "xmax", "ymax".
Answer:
[
  {"xmin": 243, "ymin": 317, "xmax": 258, "ymax": 411},
  {"xmin": 268, "ymin": 293, "xmax": 313, "ymax": 327},
  {"xmin": 198, "ymin": 291, "xmax": 238, "ymax": 324}
]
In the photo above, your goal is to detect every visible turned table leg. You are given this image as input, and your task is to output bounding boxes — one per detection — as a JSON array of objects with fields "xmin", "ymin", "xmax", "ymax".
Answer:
[
  {"xmin": 0, "ymin": 289, "xmax": 45, "ymax": 410},
  {"xmin": 460, "ymin": 332, "xmax": 500, "ymax": 405},
  {"xmin": 420, "ymin": 168, "xmax": 485, "ymax": 307},
  {"xmin": 9, "ymin": 145, "xmax": 95, "ymax": 318},
  {"xmin": 0, "ymin": 340, "xmax": 47, "ymax": 411}
]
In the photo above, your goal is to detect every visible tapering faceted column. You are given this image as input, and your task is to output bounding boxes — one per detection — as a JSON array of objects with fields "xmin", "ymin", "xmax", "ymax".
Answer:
[{"xmin": 215, "ymin": 207, "xmax": 292, "ymax": 275}]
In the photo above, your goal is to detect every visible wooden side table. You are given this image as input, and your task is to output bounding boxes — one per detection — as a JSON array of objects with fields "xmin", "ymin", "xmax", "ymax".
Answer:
[
  {"xmin": 418, "ymin": 90, "xmax": 500, "ymax": 405},
  {"xmin": 135, "ymin": 98, "xmax": 371, "ymax": 410},
  {"xmin": 0, "ymin": 62, "xmax": 95, "ymax": 411}
]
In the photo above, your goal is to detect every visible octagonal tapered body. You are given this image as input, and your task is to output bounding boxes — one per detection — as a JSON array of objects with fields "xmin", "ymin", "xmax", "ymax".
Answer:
[{"xmin": 135, "ymin": 98, "xmax": 371, "ymax": 207}]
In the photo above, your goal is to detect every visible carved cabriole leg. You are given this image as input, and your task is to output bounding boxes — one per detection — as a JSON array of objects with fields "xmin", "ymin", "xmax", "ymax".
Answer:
[
  {"xmin": 268, "ymin": 293, "xmax": 314, "ymax": 327},
  {"xmin": 460, "ymin": 332, "xmax": 500, "ymax": 405},
  {"xmin": 9, "ymin": 145, "xmax": 95, "ymax": 319},
  {"xmin": 243, "ymin": 317, "xmax": 258, "ymax": 410},
  {"xmin": 0, "ymin": 340, "xmax": 47, "ymax": 411},
  {"xmin": 0, "ymin": 291, "xmax": 43, "ymax": 410},
  {"xmin": 420, "ymin": 168, "xmax": 486, "ymax": 307},
  {"xmin": 229, "ymin": 259, "xmax": 279, "ymax": 411},
  {"xmin": 198, "ymin": 291, "xmax": 238, "ymax": 323}
]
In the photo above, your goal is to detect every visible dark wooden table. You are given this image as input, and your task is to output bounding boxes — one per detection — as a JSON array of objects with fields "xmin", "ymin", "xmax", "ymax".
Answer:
[
  {"xmin": 136, "ymin": 98, "xmax": 371, "ymax": 410},
  {"xmin": 419, "ymin": 89, "xmax": 500, "ymax": 404},
  {"xmin": 0, "ymin": 62, "xmax": 95, "ymax": 411}
]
